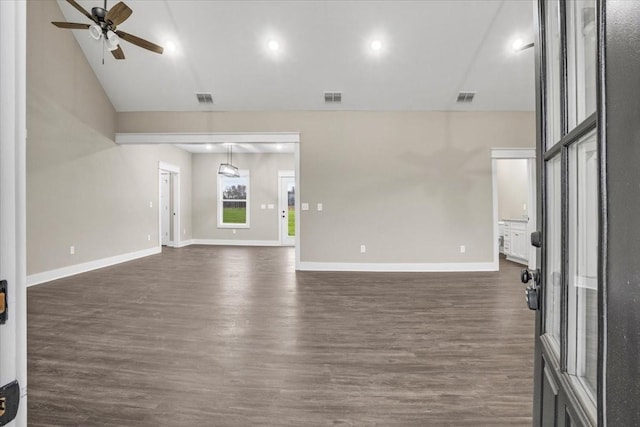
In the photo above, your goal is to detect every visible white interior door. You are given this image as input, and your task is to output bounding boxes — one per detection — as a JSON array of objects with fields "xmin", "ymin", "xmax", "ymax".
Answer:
[
  {"xmin": 279, "ymin": 175, "xmax": 295, "ymax": 246},
  {"xmin": 160, "ymin": 173, "xmax": 171, "ymax": 245},
  {"xmin": 0, "ymin": 1, "xmax": 27, "ymax": 424}
]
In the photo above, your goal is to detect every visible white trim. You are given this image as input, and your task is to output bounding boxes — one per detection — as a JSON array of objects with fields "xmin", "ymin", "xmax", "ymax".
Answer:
[
  {"xmin": 191, "ymin": 239, "xmax": 281, "ymax": 247},
  {"xmin": 26, "ymin": 247, "xmax": 161, "ymax": 287},
  {"xmin": 158, "ymin": 161, "xmax": 180, "ymax": 173},
  {"xmin": 297, "ymin": 261, "xmax": 497, "ymax": 272},
  {"xmin": 491, "ymin": 149, "xmax": 537, "ymax": 271},
  {"xmin": 294, "ymin": 143, "xmax": 301, "ymax": 270},
  {"xmin": 1, "ymin": 1, "xmax": 28, "ymax": 423},
  {"xmin": 278, "ymin": 170, "xmax": 295, "ymax": 177},
  {"xmin": 177, "ymin": 239, "xmax": 194, "ymax": 248},
  {"xmin": 158, "ymin": 162, "xmax": 181, "ymax": 248},
  {"xmin": 116, "ymin": 132, "xmax": 301, "ymax": 145},
  {"xmin": 491, "ymin": 148, "xmax": 536, "ymax": 159}
]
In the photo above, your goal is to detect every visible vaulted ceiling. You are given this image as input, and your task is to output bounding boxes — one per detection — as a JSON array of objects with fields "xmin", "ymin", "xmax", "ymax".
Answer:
[{"xmin": 56, "ymin": 0, "xmax": 535, "ymax": 113}]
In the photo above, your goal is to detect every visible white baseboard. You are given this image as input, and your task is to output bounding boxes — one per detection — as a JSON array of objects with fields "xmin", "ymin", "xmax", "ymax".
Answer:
[
  {"xmin": 177, "ymin": 239, "xmax": 194, "ymax": 247},
  {"xmin": 297, "ymin": 261, "xmax": 497, "ymax": 272},
  {"xmin": 27, "ymin": 246, "xmax": 161, "ymax": 287},
  {"xmin": 191, "ymin": 239, "xmax": 281, "ymax": 247}
]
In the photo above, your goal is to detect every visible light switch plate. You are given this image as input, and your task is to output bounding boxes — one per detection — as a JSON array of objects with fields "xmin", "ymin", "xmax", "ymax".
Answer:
[
  {"xmin": 261, "ymin": 204, "xmax": 266, "ymax": 209},
  {"xmin": 302, "ymin": 203, "xmax": 309, "ymax": 211}
]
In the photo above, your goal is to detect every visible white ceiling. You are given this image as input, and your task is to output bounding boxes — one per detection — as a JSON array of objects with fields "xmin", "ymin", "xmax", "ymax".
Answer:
[{"xmin": 57, "ymin": 0, "xmax": 535, "ymax": 113}]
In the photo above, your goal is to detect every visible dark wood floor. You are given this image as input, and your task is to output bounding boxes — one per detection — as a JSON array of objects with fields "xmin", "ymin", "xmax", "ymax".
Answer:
[{"xmin": 28, "ymin": 246, "xmax": 534, "ymax": 426}]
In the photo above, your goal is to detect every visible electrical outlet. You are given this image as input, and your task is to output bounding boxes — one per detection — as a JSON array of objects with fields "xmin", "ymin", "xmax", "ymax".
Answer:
[
  {"xmin": 302, "ymin": 203, "xmax": 309, "ymax": 211},
  {"xmin": 523, "ymin": 203, "xmax": 527, "ymax": 211},
  {"xmin": 317, "ymin": 203, "xmax": 323, "ymax": 211},
  {"xmin": 148, "ymin": 235, "xmax": 151, "ymax": 241},
  {"xmin": 149, "ymin": 201, "xmax": 153, "ymax": 208},
  {"xmin": 360, "ymin": 244, "xmax": 366, "ymax": 253},
  {"xmin": 268, "ymin": 204, "xmax": 275, "ymax": 209},
  {"xmin": 232, "ymin": 229, "xmax": 236, "ymax": 234},
  {"xmin": 183, "ymin": 229, "xmax": 186, "ymax": 235},
  {"xmin": 261, "ymin": 204, "xmax": 266, "ymax": 210},
  {"xmin": 460, "ymin": 245, "xmax": 466, "ymax": 254},
  {"xmin": 70, "ymin": 245, "xmax": 75, "ymax": 255}
]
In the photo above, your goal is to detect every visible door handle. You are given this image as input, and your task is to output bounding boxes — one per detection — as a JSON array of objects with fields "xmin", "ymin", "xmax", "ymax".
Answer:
[
  {"xmin": 520, "ymin": 269, "xmax": 541, "ymax": 311},
  {"xmin": 530, "ymin": 230, "xmax": 542, "ymax": 248}
]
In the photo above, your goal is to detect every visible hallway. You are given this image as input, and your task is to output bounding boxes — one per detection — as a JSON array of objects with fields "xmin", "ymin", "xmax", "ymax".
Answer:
[{"xmin": 28, "ymin": 246, "xmax": 534, "ymax": 426}]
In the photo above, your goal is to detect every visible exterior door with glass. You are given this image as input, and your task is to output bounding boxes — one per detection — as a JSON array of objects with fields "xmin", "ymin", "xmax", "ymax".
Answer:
[
  {"xmin": 532, "ymin": 0, "xmax": 599, "ymax": 425},
  {"xmin": 279, "ymin": 175, "xmax": 295, "ymax": 246},
  {"xmin": 531, "ymin": 1, "xmax": 640, "ymax": 425}
]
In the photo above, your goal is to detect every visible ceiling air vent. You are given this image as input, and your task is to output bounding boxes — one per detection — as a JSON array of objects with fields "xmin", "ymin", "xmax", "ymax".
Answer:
[
  {"xmin": 324, "ymin": 91, "xmax": 342, "ymax": 103},
  {"xmin": 195, "ymin": 92, "xmax": 214, "ymax": 104},
  {"xmin": 456, "ymin": 91, "xmax": 476, "ymax": 103}
]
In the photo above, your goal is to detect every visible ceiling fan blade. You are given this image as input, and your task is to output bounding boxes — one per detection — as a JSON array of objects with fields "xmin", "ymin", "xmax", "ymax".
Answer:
[
  {"xmin": 111, "ymin": 45, "xmax": 125, "ymax": 60},
  {"xmin": 115, "ymin": 30, "xmax": 164, "ymax": 54},
  {"xmin": 65, "ymin": 0, "xmax": 96, "ymax": 22},
  {"xmin": 106, "ymin": 2, "xmax": 133, "ymax": 27},
  {"xmin": 51, "ymin": 22, "xmax": 91, "ymax": 30}
]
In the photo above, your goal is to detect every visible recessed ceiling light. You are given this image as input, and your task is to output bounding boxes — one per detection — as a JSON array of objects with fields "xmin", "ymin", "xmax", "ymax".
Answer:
[
  {"xmin": 371, "ymin": 40, "xmax": 383, "ymax": 51},
  {"xmin": 511, "ymin": 38, "xmax": 525, "ymax": 52},
  {"xmin": 165, "ymin": 40, "xmax": 177, "ymax": 54},
  {"xmin": 268, "ymin": 39, "xmax": 280, "ymax": 51}
]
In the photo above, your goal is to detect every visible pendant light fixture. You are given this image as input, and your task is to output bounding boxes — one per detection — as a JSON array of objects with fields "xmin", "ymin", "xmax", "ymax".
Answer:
[{"xmin": 218, "ymin": 144, "xmax": 240, "ymax": 177}]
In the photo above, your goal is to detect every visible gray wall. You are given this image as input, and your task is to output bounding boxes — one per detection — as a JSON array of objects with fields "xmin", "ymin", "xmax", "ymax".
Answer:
[
  {"xmin": 192, "ymin": 153, "xmax": 294, "ymax": 241},
  {"xmin": 118, "ymin": 111, "xmax": 536, "ymax": 264},
  {"xmin": 497, "ymin": 158, "xmax": 529, "ymax": 220},
  {"xmin": 26, "ymin": 0, "xmax": 192, "ymax": 275}
]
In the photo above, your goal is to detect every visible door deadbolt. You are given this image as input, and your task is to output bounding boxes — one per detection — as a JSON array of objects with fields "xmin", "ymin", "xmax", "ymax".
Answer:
[{"xmin": 521, "ymin": 269, "xmax": 540, "ymax": 285}]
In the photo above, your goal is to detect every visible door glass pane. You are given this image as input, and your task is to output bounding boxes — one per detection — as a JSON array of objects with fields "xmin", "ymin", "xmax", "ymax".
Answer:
[
  {"xmin": 568, "ymin": 129, "xmax": 598, "ymax": 408},
  {"xmin": 567, "ymin": 0, "xmax": 597, "ymax": 129},
  {"xmin": 545, "ymin": 0, "xmax": 562, "ymax": 148},
  {"xmin": 287, "ymin": 182, "xmax": 295, "ymax": 237},
  {"xmin": 545, "ymin": 155, "xmax": 562, "ymax": 351}
]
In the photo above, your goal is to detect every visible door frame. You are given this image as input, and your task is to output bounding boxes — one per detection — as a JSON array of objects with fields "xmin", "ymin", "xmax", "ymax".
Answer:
[
  {"xmin": 278, "ymin": 170, "xmax": 295, "ymax": 246},
  {"xmin": 158, "ymin": 162, "xmax": 180, "ymax": 248},
  {"xmin": 0, "ymin": 0, "xmax": 27, "ymax": 424},
  {"xmin": 491, "ymin": 148, "xmax": 537, "ymax": 270}
]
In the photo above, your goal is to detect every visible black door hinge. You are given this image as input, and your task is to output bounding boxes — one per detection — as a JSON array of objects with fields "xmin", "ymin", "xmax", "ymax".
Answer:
[
  {"xmin": 0, "ymin": 381, "xmax": 20, "ymax": 426},
  {"xmin": 0, "ymin": 280, "xmax": 7, "ymax": 325}
]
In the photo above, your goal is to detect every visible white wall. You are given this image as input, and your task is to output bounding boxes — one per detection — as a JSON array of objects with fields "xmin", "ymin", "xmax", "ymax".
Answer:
[
  {"xmin": 192, "ymin": 153, "xmax": 294, "ymax": 242},
  {"xmin": 118, "ymin": 111, "xmax": 536, "ymax": 266},
  {"xmin": 497, "ymin": 158, "xmax": 529, "ymax": 220},
  {"xmin": 26, "ymin": 1, "xmax": 192, "ymax": 276}
]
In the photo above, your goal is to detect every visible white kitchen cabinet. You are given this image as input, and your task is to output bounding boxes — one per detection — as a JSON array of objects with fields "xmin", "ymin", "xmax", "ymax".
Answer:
[{"xmin": 502, "ymin": 219, "xmax": 529, "ymax": 265}]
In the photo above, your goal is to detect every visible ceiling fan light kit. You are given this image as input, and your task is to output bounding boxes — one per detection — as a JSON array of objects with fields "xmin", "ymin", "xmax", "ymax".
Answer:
[{"xmin": 51, "ymin": 0, "xmax": 164, "ymax": 60}]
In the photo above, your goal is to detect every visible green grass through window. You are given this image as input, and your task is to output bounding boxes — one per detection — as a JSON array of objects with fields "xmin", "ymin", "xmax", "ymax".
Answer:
[
  {"xmin": 288, "ymin": 208, "xmax": 295, "ymax": 236},
  {"xmin": 223, "ymin": 207, "xmax": 246, "ymax": 224}
]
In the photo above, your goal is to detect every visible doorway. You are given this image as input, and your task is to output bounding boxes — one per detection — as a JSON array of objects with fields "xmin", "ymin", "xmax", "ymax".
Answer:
[
  {"xmin": 491, "ymin": 149, "xmax": 536, "ymax": 270},
  {"xmin": 158, "ymin": 162, "xmax": 180, "ymax": 248},
  {"xmin": 278, "ymin": 171, "xmax": 295, "ymax": 246}
]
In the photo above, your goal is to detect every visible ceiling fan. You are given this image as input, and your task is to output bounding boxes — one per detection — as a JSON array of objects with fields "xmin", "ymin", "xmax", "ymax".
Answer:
[{"xmin": 51, "ymin": 0, "xmax": 163, "ymax": 60}]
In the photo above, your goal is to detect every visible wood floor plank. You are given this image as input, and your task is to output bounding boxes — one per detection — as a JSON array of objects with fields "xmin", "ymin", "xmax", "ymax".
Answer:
[{"xmin": 28, "ymin": 246, "xmax": 534, "ymax": 426}]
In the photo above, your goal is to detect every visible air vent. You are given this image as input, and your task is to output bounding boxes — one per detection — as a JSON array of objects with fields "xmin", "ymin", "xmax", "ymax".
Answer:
[
  {"xmin": 324, "ymin": 91, "xmax": 342, "ymax": 103},
  {"xmin": 456, "ymin": 91, "xmax": 476, "ymax": 103},
  {"xmin": 195, "ymin": 92, "xmax": 214, "ymax": 104}
]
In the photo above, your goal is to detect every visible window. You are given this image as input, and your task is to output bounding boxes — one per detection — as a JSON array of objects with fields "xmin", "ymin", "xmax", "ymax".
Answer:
[
  {"xmin": 545, "ymin": 155, "xmax": 562, "ymax": 352},
  {"xmin": 218, "ymin": 171, "xmax": 250, "ymax": 228},
  {"xmin": 567, "ymin": 130, "xmax": 598, "ymax": 410},
  {"xmin": 567, "ymin": 0, "xmax": 597, "ymax": 129}
]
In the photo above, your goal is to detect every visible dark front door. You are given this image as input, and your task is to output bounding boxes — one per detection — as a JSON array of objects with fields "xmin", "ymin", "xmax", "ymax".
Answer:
[{"xmin": 531, "ymin": 1, "xmax": 640, "ymax": 425}]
